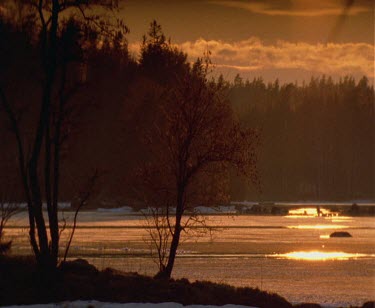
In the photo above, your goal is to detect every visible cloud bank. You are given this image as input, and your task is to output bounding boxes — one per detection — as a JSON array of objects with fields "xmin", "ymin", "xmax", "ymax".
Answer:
[{"xmin": 129, "ymin": 37, "xmax": 374, "ymax": 83}]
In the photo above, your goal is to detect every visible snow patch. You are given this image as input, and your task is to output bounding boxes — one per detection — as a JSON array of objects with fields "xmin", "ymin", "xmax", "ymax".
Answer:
[
  {"xmin": 231, "ymin": 201, "xmax": 258, "ymax": 206},
  {"xmin": 97, "ymin": 206, "xmax": 133, "ymax": 213},
  {"xmin": 194, "ymin": 205, "xmax": 236, "ymax": 214},
  {"xmin": 3, "ymin": 301, "xmax": 258, "ymax": 308},
  {"xmin": 0, "ymin": 202, "xmax": 71, "ymax": 210}
]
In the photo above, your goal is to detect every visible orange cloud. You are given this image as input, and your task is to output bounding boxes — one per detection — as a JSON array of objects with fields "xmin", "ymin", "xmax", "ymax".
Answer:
[
  {"xmin": 210, "ymin": 0, "xmax": 371, "ymax": 17},
  {"xmin": 129, "ymin": 37, "xmax": 374, "ymax": 83},
  {"xmin": 176, "ymin": 38, "xmax": 374, "ymax": 79}
]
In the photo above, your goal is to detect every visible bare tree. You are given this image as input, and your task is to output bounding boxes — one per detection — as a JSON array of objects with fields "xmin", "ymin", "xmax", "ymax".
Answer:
[
  {"xmin": 0, "ymin": 189, "xmax": 22, "ymax": 254},
  {"xmin": 143, "ymin": 207, "xmax": 172, "ymax": 273},
  {"xmin": 0, "ymin": 1, "xmax": 126, "ymax": 271},
  {"xmin": 62, "ymin": 169, "xmax": 100, "ymax": 262},
  {"xmin": 136, "ymin": 59, "xmax": 259, "ymax": 279}
]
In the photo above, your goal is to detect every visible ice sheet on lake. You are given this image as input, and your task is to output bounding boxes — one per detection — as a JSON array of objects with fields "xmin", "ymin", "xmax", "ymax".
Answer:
[
  {"xmin": 231, "ymin": 200, "xmax": 375, "ymax": 206},
  {"xmin": 1, "ymin": 202, "xmax": 71, "ymax": 210},
  {"xmin": 97, "ymin": 206, "xmax": 133, "ymax": 213},
  {"xmin": 194, "ymin": 205, "xmax": 236, "ymax": 214}
]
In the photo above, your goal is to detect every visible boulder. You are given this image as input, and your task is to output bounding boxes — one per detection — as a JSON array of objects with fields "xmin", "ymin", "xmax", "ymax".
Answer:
[
  {"xmin": 60, "ymin": 258, "xmax": 98, "ymax": 276},
  {"xmin": 330, "ymin": 231, "xmax": 352, "ymax": 238}
]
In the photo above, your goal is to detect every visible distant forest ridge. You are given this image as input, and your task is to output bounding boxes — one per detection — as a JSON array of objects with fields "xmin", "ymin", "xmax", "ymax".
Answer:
[
  {"xmin": 228, "ymin": 75, "xmax": 374, "ymax": 201},
  {"xmin": 0, "ymin": 17, "xmax": 374, "ymax": 204}
]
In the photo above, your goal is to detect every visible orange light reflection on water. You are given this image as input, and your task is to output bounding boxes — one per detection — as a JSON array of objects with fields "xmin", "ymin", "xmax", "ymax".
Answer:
[
  {"xmin": 272, "ymin": 251, "xmax": 366, "ymax": 261},
  {"xmin": 287, "ymin": 207, "xmax": 338, "ymax": 217},
  {"xmin": 287, "ymin": 224, "xmax": 347, "ymax": 230}
]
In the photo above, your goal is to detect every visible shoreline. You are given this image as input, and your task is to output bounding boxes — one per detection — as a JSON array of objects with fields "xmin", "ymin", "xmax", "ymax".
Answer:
[{"xmin": 0, "ymin": 256, "xmax": 373, "ymax": 308}]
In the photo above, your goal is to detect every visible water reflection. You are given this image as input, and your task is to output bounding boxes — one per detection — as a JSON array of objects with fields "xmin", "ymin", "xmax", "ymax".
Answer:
[
  {"xmin": 287, "ymin": 224, "xmax": 347, "ymax": 229},
  {"xmin": 271, "ymin": 251, "xmax": 367, "ymax": 260},
  {"xmin": 287, "ymin": 207, "xmax": 338, "ymax": 217}
]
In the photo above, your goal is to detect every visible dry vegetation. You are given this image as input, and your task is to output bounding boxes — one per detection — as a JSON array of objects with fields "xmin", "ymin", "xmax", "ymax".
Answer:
[{"xmin": 0, "ymin": 256, "xmax": 292, "ymax": 307}]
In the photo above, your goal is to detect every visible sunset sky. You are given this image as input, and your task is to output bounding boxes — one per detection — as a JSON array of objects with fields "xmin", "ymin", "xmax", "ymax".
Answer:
[{"xmin": 116, "ymin": 0, "xmax": 374, "ymax": 84}]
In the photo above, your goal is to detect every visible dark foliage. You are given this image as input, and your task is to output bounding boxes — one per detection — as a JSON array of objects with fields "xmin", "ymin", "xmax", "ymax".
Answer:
[
  {"xmin": 0, "ymin": 256, "xmax": 292, "ymax": 308},
  {"xmin": 0, "ymin": 2, "xmax": 132, "ymax": 269},
  {"xmin": 1, "ymin": 14, "xmax": 373, "ymax": 210},
  {"xmin": 229, "ymin": 76, "xmax": 374, "ymax": 201}
]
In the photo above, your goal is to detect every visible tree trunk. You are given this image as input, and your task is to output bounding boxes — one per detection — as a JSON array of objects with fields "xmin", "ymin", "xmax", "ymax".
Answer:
[
  {"xmin": 28, "ymin": 165, "xmax": 50, "ymax": 261},
  {"xmin": 162, "ymin": 218, "xmax": 181, "ymax": 278},
  {"xmin": 47, "ymin": 0, "xmax": 60, "ymax": 268},
  {"xmin": 51, "ymin": 58, "xmax": 68, "ymax": 263},
  {"xmin": 0, "ymin": 88, "xmax": 40, "ymax": 256},
  {"xmin": 28, "ymin": 0, "xmax": 60, "ymax": 269},
  {"xmin": 157, "ymin": 188, "xmax": 184, "ymax": 279}
]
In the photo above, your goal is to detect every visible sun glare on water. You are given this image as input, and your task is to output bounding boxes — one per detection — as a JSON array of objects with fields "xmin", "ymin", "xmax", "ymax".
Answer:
[
  {"xmin": 271, "ymin": 251, "xmax": 366, "ymax": 261},
  {"xmin": 287, "ymin": 224, "xmax": 347, "ymax": 230},
  {"xmin": 287, "ymin": 207, "xmax": 338, "ymax": 217}
]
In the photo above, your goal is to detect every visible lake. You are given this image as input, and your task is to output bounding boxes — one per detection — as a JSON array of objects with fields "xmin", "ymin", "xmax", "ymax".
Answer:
[{"xmin": 4, "ymin": 210, "xmax": 375, "ymax": 307}]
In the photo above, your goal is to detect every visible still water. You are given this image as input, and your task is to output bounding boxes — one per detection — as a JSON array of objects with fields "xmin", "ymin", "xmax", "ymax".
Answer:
[{"xmin": 4, "ymin": 211, "xmax": 375, "ymax": 307}]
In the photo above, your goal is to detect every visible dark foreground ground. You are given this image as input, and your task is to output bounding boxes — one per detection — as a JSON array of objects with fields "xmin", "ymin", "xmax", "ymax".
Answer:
[{"xmin": 0, "ymin": 256, "xmax": 373, "ymax": 308}]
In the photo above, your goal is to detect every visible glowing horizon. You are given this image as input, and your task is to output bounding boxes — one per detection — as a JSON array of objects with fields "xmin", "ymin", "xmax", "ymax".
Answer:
[
  {"xmin": 287, "ymin": 224, "xmax": 347, "ymax": 229},
  {"xmin": 288, "ymin": 207, "xmax": 327, "ymax": 216}
]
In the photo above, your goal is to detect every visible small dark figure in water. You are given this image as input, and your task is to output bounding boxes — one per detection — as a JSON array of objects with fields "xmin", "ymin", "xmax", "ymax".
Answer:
[
  {"xmin": 330, "ymin": 231, "xmax": 352, "ymax": 238},
  {"xmin": 350, "ymin": 203, "xmax": 360, "ymax": 215}
]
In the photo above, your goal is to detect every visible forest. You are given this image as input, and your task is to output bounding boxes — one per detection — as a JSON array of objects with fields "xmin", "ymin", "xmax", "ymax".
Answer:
[
  {"xmin": 0, "ymin": 6, "xmax": 374, "ymax": 210},
  {"xmin": 229, "ymin": 75, "xmax": 374, "ymax": 201}
]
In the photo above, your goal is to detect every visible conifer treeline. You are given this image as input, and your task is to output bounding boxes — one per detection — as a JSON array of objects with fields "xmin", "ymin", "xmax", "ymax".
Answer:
[
  {"xmin": 229, "ymin": 76, "xmax": 374, "ymax": 201},
  {"xmin": 0, "ymin": 16, "xmax": 373, "ymax": 204}
]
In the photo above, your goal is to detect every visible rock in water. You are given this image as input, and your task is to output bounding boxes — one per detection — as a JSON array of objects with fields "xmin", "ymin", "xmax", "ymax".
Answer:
[{"xmin": 330, "ymin": 231, "xmax": 352, "ymax": 238}]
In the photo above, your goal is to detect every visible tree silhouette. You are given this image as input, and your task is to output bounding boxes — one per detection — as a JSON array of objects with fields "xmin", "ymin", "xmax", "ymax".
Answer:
[
  {"xmin": 136, "ymin": 57, "xmax": 259, "ymax": 278},
  {"xmin": 228, "ymin": 75, "xmax": 374, "ymax": 201},
  {"xmin": 140, "ymin": 21, "xmax": 188, "ymax": 85},
  {"xmin": 0, "ymin": 1, "xmax": 127, "ymax": 271}
]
